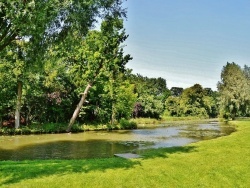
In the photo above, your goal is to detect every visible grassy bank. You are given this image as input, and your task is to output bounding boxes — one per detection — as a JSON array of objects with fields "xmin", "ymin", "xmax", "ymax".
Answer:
[
  {"xmin": 134, "ymin": 117, "xmax": 217, "ymax": 128},
  {"xmin": 0, "ymin": 120, "xmax": 250, "ymax": 187},
  {"xmin": 0, "ymin": 117, "xmax": 214, "ymax": 135},
  {"xmin": 0, "ymin": 119, "xmax": 137, "ymax": 135}
]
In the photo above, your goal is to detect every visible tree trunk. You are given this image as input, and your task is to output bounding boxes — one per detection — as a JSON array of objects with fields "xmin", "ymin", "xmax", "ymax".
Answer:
[
  {"xmin": 231, "ymin": 111, "xmax": 236, "ymax": 120},
  {"xmin": 0, "ymin": 115, "xmax": 2, "ymax": 128},
  {"xmin": 111, "ymin": 102, "xmax": 116, "ymax": 125},
  {"xmin": 67, "ymin": 83, "xmax": 92, "ymax": 132},
  {"xmin": 15, "ymin": 81, "xmax": 22, "ymax": 129}
]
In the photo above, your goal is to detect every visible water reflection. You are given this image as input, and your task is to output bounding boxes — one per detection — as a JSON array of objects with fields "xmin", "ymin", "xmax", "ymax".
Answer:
[{"xmin": 0, "ymin": 122, "xmax": 235, "ymax": 160}]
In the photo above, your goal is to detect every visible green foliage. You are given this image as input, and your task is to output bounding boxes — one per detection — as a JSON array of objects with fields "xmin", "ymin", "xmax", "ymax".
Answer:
[
  {"xmin": 180, "ymin": 84, "xmax": 208, "ymax": 117},
  {"xmin": 0, "ymin": 0, "xmax": 130, "ymax": 128},
  {"xmin": 67, "ymin": 16, "xmax": 132, "ymax": 126},
  {"xmin": 170, "ymin": 87, "xmax": 183, "ymax": 96},
  {"xmin": 165, "ymin": 84, "xmax": 218, "ymax": 118},
  {"xmin": 218, "ymin": 62, "xmax": 250, "ymax": 119},
  {"xmin": 0, "ymin": 0, "xmax": 61, "ymax": 51},
  {"xmin": 115, "ymin": 82, "xmax": 137, "ymax": 119},
  {"xmin": 164, "ymin": 96, "xmax": 180, "ymax": 116},
  {"xmin": 0, "ymin": 123, "xmax": 86, "ymax": 135},
  {"xmin": 119, "ymin": 118, "xmax": 137, "ymax": 129},
  {"xmin": 128, "ymin": 74, "xmax": 170, "ymax": 119},
  {"xmin": 0, "ymin": 60, "xmax": 16, "ymax": 120},
  {"xmin": 243, "ymin": 65, "xmax": 250, "ymax": 80}
]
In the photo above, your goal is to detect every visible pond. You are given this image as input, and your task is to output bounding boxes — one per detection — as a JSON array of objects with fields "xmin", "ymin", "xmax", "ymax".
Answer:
[{"xmin": 0, "ymin": 121, "xmax": 235, "ymax": 160}]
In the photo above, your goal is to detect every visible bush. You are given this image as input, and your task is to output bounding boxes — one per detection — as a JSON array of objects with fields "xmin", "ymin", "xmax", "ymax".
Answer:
[
  {"xmin": 20, "ymin": 127, "xmax": 31, "ymax": 135},
  {"xmin": 70, "ymin": 124, "xmax": 84, "ymax": 133},
  {"xmin": 119, "ymin": 118, "xmax": 137, "ymax": 129}
]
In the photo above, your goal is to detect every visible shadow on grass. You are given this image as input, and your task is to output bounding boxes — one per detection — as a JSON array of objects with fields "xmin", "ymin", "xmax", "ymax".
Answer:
[
  {"xmin": 0, "ymin": 138, "xmax": 197, "ymax": 186},
  {"xmin": 0, "ymin": 157, "xmax": 140, "ymax": 186},
  {"xmin": 0, "ymin": 144, "xmax": 198, "ymax": 186},
  {"xmin": 139, "ymin": 145, "xmax": 197, "ymax": 159},
  {"xmin": 0, "ymin": 139, "xmax": 143, "ymax": 186}
]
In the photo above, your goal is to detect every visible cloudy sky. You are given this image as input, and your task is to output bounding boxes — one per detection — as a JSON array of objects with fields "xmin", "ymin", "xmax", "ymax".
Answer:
[{"xmin": 123, "ymin": 0, "xmax": 250, "ymax": 90}]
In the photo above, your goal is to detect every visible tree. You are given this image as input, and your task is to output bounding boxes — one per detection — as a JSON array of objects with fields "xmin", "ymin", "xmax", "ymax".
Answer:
[
  {"xmin": 170, "ymin": 87, "xmax": 184, "ymax": 97},
  {"xmin": 0, "ymin": 0, "xmax": 64, "ymax": 52},
  {"xmin": 243, "ymin": 65, "xmax": 250, "ymax": 116},
  {"xmin": 1, "ymin": 0, "xmax": 128, "ymax": 128},
  {"xmin": 243, "ymin": 65, "xmax": 250, "ymax": 80},
  {"xmin": 0, "ymin": 0, "xmax": 120, "ymax": 51},
  {"xmin": 83, "ymin": 76, "xmax": 137, "ymax": 124},
  {"xmin": 1, "ymin": 1, "xmax": 67, "ymax": 128},
  {"xmin": 0, "ymin": 59, "xmax": 16, "ymax": 126},
  {"xmin": 67, "ymin": 16, "xmax": 132, "ymax": 132},
  {"xmin": 165, "ymin": 84, "xmax": 218, "ymax": 118},
  {"xmin": 127, "ymin": 74, "xmax": 170, "ymax": 119},
  {"xmin": 179, "ymin": 84, "xmax": 208, "ymax": 117},
  {"xmin": 217, "ymin": 62, "xmax": 250, "ymax": 119},
  {"xmin": 165, "ymin": 96, "xmax": 180, "ymax": 116},
  {"xmin": 115, "ymin": 81, "xmax": 137, "ymax": 120}
]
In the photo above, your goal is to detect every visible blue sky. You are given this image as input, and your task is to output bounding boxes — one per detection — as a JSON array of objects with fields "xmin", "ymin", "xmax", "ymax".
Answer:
[{"xmin": 123, "ymin": 0, "xmax": 250, "ymax": 90}]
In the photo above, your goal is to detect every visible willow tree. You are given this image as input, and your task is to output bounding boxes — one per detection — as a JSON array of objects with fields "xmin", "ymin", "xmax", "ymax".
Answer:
[
  {"xmin": 217, "ymin": 62, "xmax": 250, "ymax": 119},
  {"xmin": 67, "ymin": 17, "xmax": 132, "ymax": 132}
]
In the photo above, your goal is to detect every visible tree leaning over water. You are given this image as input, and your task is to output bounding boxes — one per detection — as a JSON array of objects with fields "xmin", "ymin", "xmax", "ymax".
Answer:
[{"xmin": 67, "ymin": 16, "xmax": 132, "ymax": 132}]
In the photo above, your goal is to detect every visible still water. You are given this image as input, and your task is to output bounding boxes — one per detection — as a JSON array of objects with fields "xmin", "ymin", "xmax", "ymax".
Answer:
[{"xmin": 0, "ymin": 122, "xmax": 235, "ymax": 160}]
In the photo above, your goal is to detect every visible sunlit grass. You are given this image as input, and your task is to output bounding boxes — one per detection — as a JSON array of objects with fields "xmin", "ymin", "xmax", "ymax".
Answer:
[
  {"xmin": 131, "ymin": 117, "xmax": 162, "ymax": 127},
  {"xmin": 0, "ymin": 120, "xmax": 249, "ymax": 187}
]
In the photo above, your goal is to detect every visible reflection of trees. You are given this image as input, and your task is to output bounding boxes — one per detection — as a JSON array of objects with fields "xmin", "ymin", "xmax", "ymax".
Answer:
[{"xmin": 0, "ymin": 140, "xmax": 141, "ymax": 160}]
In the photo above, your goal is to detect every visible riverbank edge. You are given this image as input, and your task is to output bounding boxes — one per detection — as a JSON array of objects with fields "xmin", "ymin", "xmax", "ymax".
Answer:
[{"xmin": 0, "ymin": 117, "xmax": 223, "ymax": 136}]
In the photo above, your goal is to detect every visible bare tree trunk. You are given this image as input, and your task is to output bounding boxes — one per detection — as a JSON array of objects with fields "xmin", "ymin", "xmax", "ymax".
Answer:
[
  {"xmin": 15, "ymin": 81, "xmax": 22, "ymax": 129},
  {"xmin": 67, "ymin": 83, "xmax": 92, "ymax": 132}
]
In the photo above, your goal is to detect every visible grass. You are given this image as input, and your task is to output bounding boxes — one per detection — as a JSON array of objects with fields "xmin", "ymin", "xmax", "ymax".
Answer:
[
  {"xmin": 162, "ymin": 115, "xmax": 206, "ymax": 121},
  {"xmin": 0, "ymin": 119, "xmax": 250, "ymax": 187},
  {"xmin": 133, "ymin": 117, "xmax": 217, "ymax": 128},
  {"xmin": 131, "ymin": 118, "xmax": 162, "ymax": 128},
  {"xmin": 0, "ymin": 117, "xmax": 215, "ymax": 135}
]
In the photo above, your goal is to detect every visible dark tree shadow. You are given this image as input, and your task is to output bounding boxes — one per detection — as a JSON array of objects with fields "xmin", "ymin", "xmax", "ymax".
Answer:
[
  {"xmin": 0, "ymin": 140, "xmax": 197, "ymax": 186},
  {"xmin": 0, "ymin": 139, "xmax": 142, "ymax": 186},
  {"xmin": 0, "ymin": 155, "xmax": 141, "ymax": 186}
]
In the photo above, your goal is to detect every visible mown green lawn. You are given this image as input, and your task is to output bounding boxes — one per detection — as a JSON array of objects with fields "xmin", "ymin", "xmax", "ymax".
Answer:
[{"xmin": 0, "ymin": 120, "xmax": 249, "ymax": 188}]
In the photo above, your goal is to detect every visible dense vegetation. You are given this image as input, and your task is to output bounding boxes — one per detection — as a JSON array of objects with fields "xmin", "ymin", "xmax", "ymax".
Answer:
[
  {"xmin": 0, "ymin": 1, "xmax": 250, "ymax": 134},
  {"xmin": 218, "ymin": 63, "xmax": 250, "ymax": 119}
]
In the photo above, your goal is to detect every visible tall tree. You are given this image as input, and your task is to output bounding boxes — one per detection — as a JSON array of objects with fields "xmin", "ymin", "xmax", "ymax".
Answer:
[
  {"xmin": 67, "ymin": 16, "xmax": 132, "ymax": 132},
  {"xmin": 165, "ymin": 84, "xmax": 218, "ymax": 118},
  {"xmin": 179, "ymin": 84, "xmax": 208, "ymax": 117},
  {"xmin": 1, "ymin": 0, "xmax": 128, "ymax": 128},
  {"xmin": 170, "ymin": 87, "xmax": 184, "ymax": 97},
  {"xmin": 243, "ymin": 65, "xmax": 250, "ymax": 80},
  {"xmin": 128, "ymin": 74, "xmax": 170, "ymax": 119},
  {"xmin": 217, "ymin": 62, "xmax": 250, "ymax": 119},
  {"xmin": 0, "ymin": 0, "xmax": 65, "ymax": 128},
  {"xmin": 0, "ymin": 57, "xmax": 16, "ymax": 126},
  {"xmin": 0, "ymin": 0, "xmax": 65, "ymax": 52}
]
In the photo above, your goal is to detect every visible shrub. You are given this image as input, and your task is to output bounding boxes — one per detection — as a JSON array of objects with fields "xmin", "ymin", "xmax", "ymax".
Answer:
[
  {"xmin": 70, "ymin": 124, "xmax": 84, "ymax": 133},
  {"xmin": 119, "ymin": 118, "xmax": 137, "ymax": 129}
]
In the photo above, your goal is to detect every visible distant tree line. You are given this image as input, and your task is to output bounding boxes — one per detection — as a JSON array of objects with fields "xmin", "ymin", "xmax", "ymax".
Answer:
[{"xmin": 165, "ymin": 84, "xmax": 218, "ymax": 118}]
